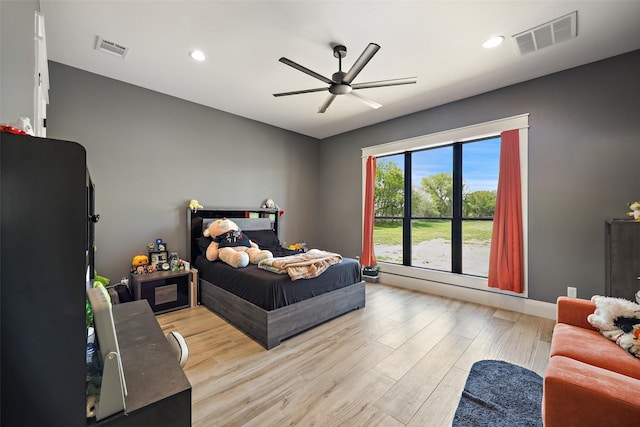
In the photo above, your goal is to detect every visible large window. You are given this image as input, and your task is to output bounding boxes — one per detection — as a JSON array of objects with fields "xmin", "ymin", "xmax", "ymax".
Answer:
[
  {"xmin": 374, "ymin": 137, "xmax": 499, "ymax": 277},
  {"xmin": 362, "ymin": 114, "xmax": 528, "ymax": 292}
]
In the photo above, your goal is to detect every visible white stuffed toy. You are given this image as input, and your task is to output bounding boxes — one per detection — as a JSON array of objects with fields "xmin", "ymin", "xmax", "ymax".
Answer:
[
  {"xmin": 203, "ymin": 218, "xmax": 272, "ymax": 268},
  {"xmin": 261, "ymin": 198, "xmax": 279, "ymax": 210},
  {"xmin": 587, "ymin": 295, "xmax": 640, "ymax": 358},
  {"xmin": 627, "ymin": 201, "xmax": 640, "ymax": 221},
  {"xmin": 11, "ymin": 117, "xmax": 34, "ymax": 136},
  {"xmin": 261, "ymin": 198, "xmax": 284, "ymax": 217}
]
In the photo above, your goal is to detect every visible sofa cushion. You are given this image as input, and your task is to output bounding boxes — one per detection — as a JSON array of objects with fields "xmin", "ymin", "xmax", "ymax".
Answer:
[
  {"xmin": 550, "ymin": 323, "xmax": 640, "ymax": 381},
  {"xmin": 543, "ymin": 355, "xmax": 640, "ymax": 427},
  {"xmin": 556, "ymin": 296, "xmax": 598, "ymax": 330}
]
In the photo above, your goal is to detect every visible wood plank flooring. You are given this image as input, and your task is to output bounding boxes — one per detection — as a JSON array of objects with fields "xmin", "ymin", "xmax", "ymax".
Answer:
[{"xmin": 156, "ymin": 282, "xmax": 555, "ymax": 426}]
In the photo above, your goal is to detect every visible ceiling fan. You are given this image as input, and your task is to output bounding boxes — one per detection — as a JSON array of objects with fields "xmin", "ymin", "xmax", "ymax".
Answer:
[{"xmin": 273, "ymin": 43, "xmax": 417, "ymax": 113}]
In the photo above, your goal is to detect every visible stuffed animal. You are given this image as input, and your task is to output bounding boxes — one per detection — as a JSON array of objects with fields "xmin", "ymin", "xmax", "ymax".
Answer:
[
  {"xmin": 261, "ymin": 198, "xmax": 279, "ymax": 210},
  {"xmin": 11, "ymin": 117, "xmax": 34, "ymax": 136},
  {"xmin": 627, "ymin": 201, "xmax": 640, "ymax": 221},
  {"xmin": 189, "ymin": 199, "xmax": 204, "ymax": 212},
  {"xmin": 587, "ymin": 295, "xmax": 640, "ymax": 358},
  {"xmin": 203, "ymin": 218, "xmax": 273, "ymax": 268},
  {"xmin": 261, "ymin": 198, "xmax": 284, "ymax": 217}
]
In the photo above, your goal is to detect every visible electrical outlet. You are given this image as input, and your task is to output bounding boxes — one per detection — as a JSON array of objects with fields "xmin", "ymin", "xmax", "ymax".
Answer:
[{"xmin": 567, "ymin": 286, "xmax": 577, "ymax": 298}]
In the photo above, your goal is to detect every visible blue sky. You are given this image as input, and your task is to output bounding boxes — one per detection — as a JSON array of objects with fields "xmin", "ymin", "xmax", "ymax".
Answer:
[{"xmin": 378, "ymin": 137, "xmax": 500, "ymax": 192}]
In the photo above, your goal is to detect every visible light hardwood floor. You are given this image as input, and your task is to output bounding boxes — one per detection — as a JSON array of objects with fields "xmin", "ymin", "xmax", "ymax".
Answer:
[{"xmin": 156, "ymin": 282, "xmax": 555, "ymax": 426}]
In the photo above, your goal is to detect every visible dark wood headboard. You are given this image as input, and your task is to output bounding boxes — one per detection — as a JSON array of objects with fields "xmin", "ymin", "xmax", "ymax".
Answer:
[{"xmin": 186, "ymin": 207, "xmax": 279, "ymax": 264}]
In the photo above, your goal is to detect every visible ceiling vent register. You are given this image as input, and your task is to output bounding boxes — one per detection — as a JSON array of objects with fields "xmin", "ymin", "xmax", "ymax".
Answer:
[
  {"xmin": 95, "ymin": 36, "xmax": 129, "ymax": 59},
  {"xmin": 513, "ymin": 11, "xmax": 577, "ymax": 55}
]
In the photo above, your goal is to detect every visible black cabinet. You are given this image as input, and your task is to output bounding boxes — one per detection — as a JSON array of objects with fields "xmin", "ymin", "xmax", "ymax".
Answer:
[
  {"xmin": 1, "ymin": 133, "xmax": 191, "ymax": 426},
  {"xmin": 605, "ymin": 219, "xmax": 640, "ymax": 301},
  {"xmin": 1, "ymin": 132, "xmax": 88, "ymax": 427},
  {"xmin": 130, "ymin": 270, "xmax": 191, "ymax": 314}
]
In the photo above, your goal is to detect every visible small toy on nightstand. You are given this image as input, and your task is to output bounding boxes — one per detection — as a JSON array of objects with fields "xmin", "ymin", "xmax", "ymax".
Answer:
[
  {"xmin": 131, "ymin": 253, "xmax": 155, "ymax": 275},
  {"xmin": 154, "ymin": 238, "xmax": 166, "ymax": 251}
]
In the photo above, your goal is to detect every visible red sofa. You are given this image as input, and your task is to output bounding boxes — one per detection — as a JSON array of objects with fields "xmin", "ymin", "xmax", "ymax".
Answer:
[{"xmin": 543, "ymin": 297, "xmax": 640, "ymax": 426}]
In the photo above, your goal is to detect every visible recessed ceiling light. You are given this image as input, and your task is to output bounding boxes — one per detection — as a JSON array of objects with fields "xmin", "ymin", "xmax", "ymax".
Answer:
[
  {"xmin": 189, "ymin": 50, "xmax": 206, "ymax": 61},
  {"xmin": 482, "ymin": 36, "xmax": 505, "ymax": 49}
]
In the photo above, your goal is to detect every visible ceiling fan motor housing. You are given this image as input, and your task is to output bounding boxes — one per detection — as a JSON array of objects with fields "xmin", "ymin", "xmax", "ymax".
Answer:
[{"xmin": 330, "ymin": 71, "xmax": 352, "ymax": 94}]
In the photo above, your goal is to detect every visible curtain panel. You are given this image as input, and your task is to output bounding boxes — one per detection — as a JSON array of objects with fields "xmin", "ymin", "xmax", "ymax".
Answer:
[
  {"xmin": 488, "ymin": 129, "xmax": 524, "ymax": 293},
  {"xmin": 361, "ymin": 156, "xmax": 377, "ymax": 267}
]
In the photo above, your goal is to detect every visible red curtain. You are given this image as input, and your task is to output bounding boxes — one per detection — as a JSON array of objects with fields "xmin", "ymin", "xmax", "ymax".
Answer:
[
  {"xmin": 488, "ymin": 129, "xmax": 524, "ymax": 293},
  {"xmin": 361, "ymin": 156, "xmax": 377, "ymax": 267}
]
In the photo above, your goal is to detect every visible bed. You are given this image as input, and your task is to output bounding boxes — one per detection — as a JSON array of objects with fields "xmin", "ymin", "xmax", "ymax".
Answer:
[{"xmin": 186, "ymin": 208, "xmax": 365, "ymax": 349}]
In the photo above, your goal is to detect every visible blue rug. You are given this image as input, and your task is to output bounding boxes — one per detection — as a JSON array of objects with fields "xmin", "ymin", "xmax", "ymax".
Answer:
[{"xmin": 453, "ymin": 360, "xmax": 543, "ymax": 427}]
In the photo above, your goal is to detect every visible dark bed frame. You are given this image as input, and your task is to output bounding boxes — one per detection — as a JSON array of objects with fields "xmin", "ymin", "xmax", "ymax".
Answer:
[{"xmin": 186, "ymin": 208, "xmax": 365, "ymax": 349}]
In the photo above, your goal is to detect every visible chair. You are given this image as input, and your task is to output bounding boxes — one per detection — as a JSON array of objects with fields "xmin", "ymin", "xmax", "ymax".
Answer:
[{"xmin": 166, "ymin": 331, "xmax": 189, "ymax": 368}]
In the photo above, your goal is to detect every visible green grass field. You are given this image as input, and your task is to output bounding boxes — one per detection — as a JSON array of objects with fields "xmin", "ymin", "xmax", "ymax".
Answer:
[{"xmin": 374, "ymin": 219, "xmax": 493, "ymax": 245}]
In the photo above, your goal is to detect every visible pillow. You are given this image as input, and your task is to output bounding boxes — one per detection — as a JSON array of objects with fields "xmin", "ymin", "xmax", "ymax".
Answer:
[
  {"xmin": 587, "ymin": 295, "xmax": 640, "ymax": 358},
  {"xmin": 243, "ymin": 229, "xmax": 281, "ymax": 251},
  {"xmin": 196, "ymin": 236, "xmax": 212, "ymax": 256}
]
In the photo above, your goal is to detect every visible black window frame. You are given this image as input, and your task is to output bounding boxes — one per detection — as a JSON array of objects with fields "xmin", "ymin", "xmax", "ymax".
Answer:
[{"xmin": 374, "ymin": 136, "xmax": 498, "ymax": 276}]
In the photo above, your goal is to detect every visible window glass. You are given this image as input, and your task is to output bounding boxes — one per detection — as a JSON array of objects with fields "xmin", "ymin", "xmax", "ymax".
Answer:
[
  {"xmin": 374, "ymin": 218, "xmax": 403, "ymax": 265},
  {"xmin": 412, "ymin": 147, "xmax": 453, "ymax": 218},
  {"xmin": 462, "ymin": 138, "xmax": 499, "ymax": 218},
  {"xmin": 412, "ymin": 219, "xmax": 451, "ymax": 271},
  {"xmin": 374, "ymin": 155, "xmax": 404, "ymax": 264},
  {"xmin": 462, "ymin": 138, "xmax": 499, "ymax": 276},
  {"xmin": 462, "ymin": 220, "xmax": 492, "ymax": 276},
  {"xmin": 375, "ymin": 155, "xmax": 404, "ymax": 218}
]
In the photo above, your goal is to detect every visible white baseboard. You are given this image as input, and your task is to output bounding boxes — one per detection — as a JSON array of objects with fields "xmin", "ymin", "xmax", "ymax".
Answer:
[{"xmin": 378, "ymin": 272, "xmax": 557, "ymax": 320}]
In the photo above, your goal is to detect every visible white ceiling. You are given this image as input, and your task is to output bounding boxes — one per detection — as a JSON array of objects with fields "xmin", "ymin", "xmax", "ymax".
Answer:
[{"xmin": 40, "ymin": 1, "xmax": 640, "ymax": 139}]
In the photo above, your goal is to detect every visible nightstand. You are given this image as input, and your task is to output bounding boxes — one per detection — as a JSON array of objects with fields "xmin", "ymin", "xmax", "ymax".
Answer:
[{"xmin": 130, "ymin": 270, "xmax": 191, "ymax": 314}]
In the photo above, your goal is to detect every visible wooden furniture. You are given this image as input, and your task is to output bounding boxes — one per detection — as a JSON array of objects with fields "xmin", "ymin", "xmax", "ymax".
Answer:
[
  {"xmin": 1, "ymin": 133, "xmax": 88, "ymax": 426},
  {"xmin": 187, "ymin": 208, "xmax": 365, "ymax": 349},
  {"xmin": 201, "ymin": 277, "xmax": 365, "ymax": 349},
  {"xmin": 130, "ymin": 270, "xmax": 191, "ymax": 314},
  {"xmin": 90, "ymin": 301, "xmax": 191, "ymax": 426},
  {"xmin": 605, "ymin": 219, "xmax": 640, "ymax": 301}
]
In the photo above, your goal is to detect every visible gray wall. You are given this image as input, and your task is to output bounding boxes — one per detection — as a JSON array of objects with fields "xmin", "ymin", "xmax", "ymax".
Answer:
[
  {"xmin": 47, "ymin": 62, "xmax": 319, "ymax": 283},
  {"xmin": 0, "ymin": 0, "xmax": 40, "ymax": 124},
  {"xmin": 319, "ymin": 49, "xmax": 640, "ymax": 304}
]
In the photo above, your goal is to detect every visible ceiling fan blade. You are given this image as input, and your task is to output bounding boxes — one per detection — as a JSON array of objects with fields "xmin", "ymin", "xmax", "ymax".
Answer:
[
  {"xmin": 348, "ymin": 91, "xmax": 382, "ymax": 110},
  {"xmin": 317, "ymin": 94, "xmax": 337, "ymax": 113},
  {"xmin": 279, "ymin": 57, "xmax": 333, "ymax": 85},
  {"xmin": 342, "ymin": 43, "xmax": 380, "ymax": 84},
  {"xmin": 352, "ymin": 77, "xmax": 417, "ymax": 90},
  {"xmin": 273, "ymin": 87, "xmax": 327, "ymax": 97}
]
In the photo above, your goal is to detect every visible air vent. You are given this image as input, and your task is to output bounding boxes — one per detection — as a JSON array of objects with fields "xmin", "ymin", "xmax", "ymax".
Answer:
[
  {"xmin": 513, "ymin": 11, "xmax": 577, "ymax": 55},
  {"xmin": 95, "ymin": 36, "xmax": 129, "ymax": 59}
]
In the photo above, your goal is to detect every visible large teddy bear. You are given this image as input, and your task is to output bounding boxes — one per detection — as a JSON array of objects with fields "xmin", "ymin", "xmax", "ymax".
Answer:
[{"xmin": 203, "ymin": 218, "xmax": 272, "ymax": 268}]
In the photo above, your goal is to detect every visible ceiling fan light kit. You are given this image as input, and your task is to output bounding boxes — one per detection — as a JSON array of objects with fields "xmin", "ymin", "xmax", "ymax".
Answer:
[{"xmin": 274, "ymin": 43, "xmax": 417, "ymax": 113}]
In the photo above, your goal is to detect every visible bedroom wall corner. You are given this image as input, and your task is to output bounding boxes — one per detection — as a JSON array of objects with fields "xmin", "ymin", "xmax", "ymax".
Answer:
[{"xmin": 46, "ymin": 62, "xmax": 321, "ymax": 283}]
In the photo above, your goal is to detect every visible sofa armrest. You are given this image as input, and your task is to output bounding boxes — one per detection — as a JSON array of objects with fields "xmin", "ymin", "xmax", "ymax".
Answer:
[
  {"xmin": 556, "ymin": 296, "xmax": 596, "ymax": 330},
  {"xmin": 544, "ymin": 356, "xmax": 640, "ymax": 426}
]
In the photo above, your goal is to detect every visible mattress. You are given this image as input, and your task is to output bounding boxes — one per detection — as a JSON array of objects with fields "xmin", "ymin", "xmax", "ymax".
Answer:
[{"xmin": 194, "ymin": 255, "xmax": 361, "ymax": 311}]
